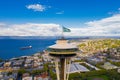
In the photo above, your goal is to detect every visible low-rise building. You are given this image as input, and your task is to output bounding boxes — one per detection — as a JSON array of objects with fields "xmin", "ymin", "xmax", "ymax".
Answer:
[
  {"xmin": 22, "ymin": 73, "xmax": 32, "ymax": 80},
  {"xmin": 4, "ymin": 62, "xmax": 11, "ymax": 68},
  {"xmin": 0, "ymin": 72, "xmax": 17, "ymax": 80},
  {"xmin": 87, "ymin": 57, "xmax": 104, "ymax": 64},
  {"xmin": 12, "ymin": 60, "xmax": 24, "ymax": 68},
  {"xmin": 34, "ymin": 73, "xmax": 49, "ymax": 80},
  {"xmin": 102, "ymin": 62, "xmax": 118, "ymax": 70},
  {"xmin": 108, "ymin": 48, "xmax": 120, "ymax": 60},
  {"xmin": 0, "ymin": 62, "xmax": 4, "ymax": 68}
]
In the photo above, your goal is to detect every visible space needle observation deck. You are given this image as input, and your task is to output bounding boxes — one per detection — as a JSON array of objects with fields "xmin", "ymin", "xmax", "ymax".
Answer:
[{"xmin": 47, "ymin": 38, "xmax": 79, "ymax": 80}]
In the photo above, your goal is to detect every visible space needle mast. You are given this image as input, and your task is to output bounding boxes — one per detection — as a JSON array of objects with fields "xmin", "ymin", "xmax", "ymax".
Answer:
[{"xmin": 47, "ymin": 26, "xmax": 78, "ymax": 80}]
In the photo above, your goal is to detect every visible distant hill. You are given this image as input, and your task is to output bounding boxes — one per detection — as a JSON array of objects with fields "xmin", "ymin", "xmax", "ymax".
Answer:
[
  {"xmin": 0, "ymin": 36, "xmax": 119, "ymax": 39},
  {"xmin": 78, "ymin": 39, "xmax": 120, "ymax": 54}
]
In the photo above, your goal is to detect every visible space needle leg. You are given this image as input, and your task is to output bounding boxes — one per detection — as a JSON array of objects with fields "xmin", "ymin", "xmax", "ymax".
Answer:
[
  {"xmin": 55, "ymin": 58, "xmax": 60, "ymax": 80},
  {"xmin": 64, "ymin": 58, "xmax": 66, "ymax": 80},
  {"xmin": 60, "ymin": 58, "xmax": 65, "ymax": 80},
  {"xmin": 66, "ymin": 58, "xmax": 71, "ymax": 80}
]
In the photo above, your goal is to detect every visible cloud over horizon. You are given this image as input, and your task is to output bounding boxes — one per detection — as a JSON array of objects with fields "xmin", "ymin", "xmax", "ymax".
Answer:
[
  {"xmin": 85, "ymin": 14, "xmax": 120, "ymax": 36},
  {"xmin": 0, "ymin": 14, "xmax": 120, "ymax": 36},
  {"xmin": 0, "ymin": 23, "xmax": 62, "ymax": 36}
]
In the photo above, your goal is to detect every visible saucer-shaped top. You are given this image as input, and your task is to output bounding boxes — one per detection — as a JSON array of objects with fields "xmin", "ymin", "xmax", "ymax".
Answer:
[{"xmin": 48, "ymin": 39, "xmax": 77, "ymax": 49}]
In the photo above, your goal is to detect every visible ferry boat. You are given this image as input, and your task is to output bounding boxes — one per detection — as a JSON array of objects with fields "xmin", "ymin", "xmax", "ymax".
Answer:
[{"xmin": 20, "ymin": 45, "xmax": 32, "ymax": 50}]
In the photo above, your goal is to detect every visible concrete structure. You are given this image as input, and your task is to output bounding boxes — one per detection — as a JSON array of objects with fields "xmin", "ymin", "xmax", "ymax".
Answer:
[{"xmin": 47, "ymin": 38, "xmax": 78, "ymax": 80}]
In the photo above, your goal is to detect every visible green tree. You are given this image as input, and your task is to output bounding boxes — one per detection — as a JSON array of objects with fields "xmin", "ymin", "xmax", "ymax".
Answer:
[
  {"xmin": 7, "ymin": 71, "xmax": 12, "ymax": 76},
  {"xmin": 49, "ymin": 69, "xmax": 56, "ymax": 80},
  {"xmin": 18, "ymin": 68, "xmax": 27, "ymax": 75},
  {"xmin": 31, "ymin": 70, "xmax": 43, "ymax": 75}
]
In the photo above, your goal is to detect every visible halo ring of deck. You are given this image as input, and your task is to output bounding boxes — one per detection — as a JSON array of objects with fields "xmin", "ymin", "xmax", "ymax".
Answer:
[{"xmin": 47, "ymin": 39, "xmax": 78, "ymax": 57}]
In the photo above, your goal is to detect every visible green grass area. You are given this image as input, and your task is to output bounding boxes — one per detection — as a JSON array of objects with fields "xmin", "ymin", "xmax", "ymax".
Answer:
[
  {"xmin": 69, "ymin": 69, "xmax": 120, "ymax": 80},
  {"xmin": 69, "ymin": 75, "xmax": 109, "ymax": 80},
  {"xmin": 87, "ymin": 75, "xmax": 109, "ymax": 80},
  {"xmin": 109, "ymin": 61, "xmax": 120, "ymax": 67}
]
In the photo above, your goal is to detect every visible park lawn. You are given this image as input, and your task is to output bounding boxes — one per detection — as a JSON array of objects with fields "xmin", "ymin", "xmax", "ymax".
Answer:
[{"xmin": 87, "ymin": 75, "xmax": 109, "ymax": 80}]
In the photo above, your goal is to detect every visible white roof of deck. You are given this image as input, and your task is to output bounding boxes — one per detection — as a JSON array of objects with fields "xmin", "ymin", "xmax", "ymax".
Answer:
[{"xmin": 49, "ymin": 43, "xmax": 77, "ymax": 49}]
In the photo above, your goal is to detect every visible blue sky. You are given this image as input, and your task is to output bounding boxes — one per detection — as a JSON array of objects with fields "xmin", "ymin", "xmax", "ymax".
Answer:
[{"xmin": 0, "ymin": 0, "xmax": 120, "ymax": 36}]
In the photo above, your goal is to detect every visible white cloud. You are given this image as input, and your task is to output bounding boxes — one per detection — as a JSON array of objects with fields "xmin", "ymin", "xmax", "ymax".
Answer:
[
  {"xmin": 56, "ymin": 11, "xmax": 64, "ymax": 14},
  {"xmin": 0, "ymin": 23, "xmax": 62, "ymax": 36},
  {"xmin": 26, "ymin": 4, "xmax": 45, "ymax": 12},
  {"xmin": 67, "ymin": 14, "xmax": 120, "ymax": 36},
  {"xmin": 0, "ymin": 23, "xmax": 6, "ymax": 26},
  {"xmin": 86, "ymin": 14, "xmax": 120, "ymax": 35}
]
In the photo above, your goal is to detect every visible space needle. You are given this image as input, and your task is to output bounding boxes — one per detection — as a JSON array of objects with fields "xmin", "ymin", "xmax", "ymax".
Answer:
[{"xmin": 47, "ymin": 27, "xmax": 78, "ymax": 80}]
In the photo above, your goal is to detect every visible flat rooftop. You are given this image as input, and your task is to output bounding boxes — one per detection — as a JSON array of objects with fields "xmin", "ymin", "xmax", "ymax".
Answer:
[{"xmin": 67, "ymin": 63, "xmax": 89, "ymax": 73}]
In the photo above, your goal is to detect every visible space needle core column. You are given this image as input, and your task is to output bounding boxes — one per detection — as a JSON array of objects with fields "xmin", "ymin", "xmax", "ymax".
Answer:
[{"xmin": 47, "ymin": 38, "xmax": 78, "ymax": 80}]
